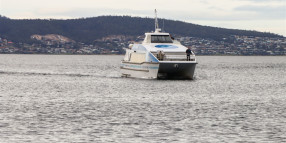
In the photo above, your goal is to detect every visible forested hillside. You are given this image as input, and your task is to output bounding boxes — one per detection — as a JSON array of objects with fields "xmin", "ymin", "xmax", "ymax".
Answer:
[{"xmin": 0, "ymin": 15, "xmax": 282, "ymax": 44}]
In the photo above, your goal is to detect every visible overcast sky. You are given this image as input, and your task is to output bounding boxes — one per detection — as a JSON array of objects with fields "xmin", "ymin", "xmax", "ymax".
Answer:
[{"xmin": 0, "ymin": 0, "xmax": 285, "ymax": 36}]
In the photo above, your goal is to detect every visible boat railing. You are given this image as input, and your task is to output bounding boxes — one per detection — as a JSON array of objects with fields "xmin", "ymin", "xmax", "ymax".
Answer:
[
  {"xmin": 165, "ymin": 55, "xmax": 186, "ymax": 60},
  {"xmin": 165, "ymin": 55, "xmax": 196, "ymax": 61},
  {"xmin": 152, "ymin": 52, "xmax": 195, "ymax": 61}
]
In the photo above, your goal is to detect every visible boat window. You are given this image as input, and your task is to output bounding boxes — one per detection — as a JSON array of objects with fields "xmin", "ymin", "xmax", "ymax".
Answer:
[{"xmin": 151, "ymin": 35, "xmax": 173, "ymax": 43}]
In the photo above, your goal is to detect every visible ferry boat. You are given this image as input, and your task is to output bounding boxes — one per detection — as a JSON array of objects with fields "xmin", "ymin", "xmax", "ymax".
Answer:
[{"xmin": 120, "ymin": 10, "xmax": 197, "ymax": 79}]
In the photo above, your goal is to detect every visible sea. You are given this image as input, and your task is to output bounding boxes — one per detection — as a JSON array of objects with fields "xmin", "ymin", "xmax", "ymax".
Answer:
[{"xmin": 0, "ymin": 54, "xmax": 285, "ymax": 143}]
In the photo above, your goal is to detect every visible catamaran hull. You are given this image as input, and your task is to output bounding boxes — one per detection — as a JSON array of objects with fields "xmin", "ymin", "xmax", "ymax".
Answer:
[
  {"xmin": 157, "ymin": 62, "xmax": 197, "ymax": 79},
  {"xmin": 120, "ymin": 61, "xmax": 197, "ymax": 79},
  {"xmin": 120, "ymin": 62, "xmax": 159, "ymax": 79}
]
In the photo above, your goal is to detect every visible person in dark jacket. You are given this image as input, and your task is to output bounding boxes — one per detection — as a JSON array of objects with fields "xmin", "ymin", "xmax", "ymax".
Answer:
[{"xmin": 186, "ymin": 47, "xmax": 192, "ymax": 61}]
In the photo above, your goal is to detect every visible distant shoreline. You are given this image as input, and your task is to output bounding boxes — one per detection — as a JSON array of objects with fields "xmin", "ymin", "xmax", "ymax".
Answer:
[{"xmin": 0, "ymin": 53, "xmax": 285, "ymax": 56}]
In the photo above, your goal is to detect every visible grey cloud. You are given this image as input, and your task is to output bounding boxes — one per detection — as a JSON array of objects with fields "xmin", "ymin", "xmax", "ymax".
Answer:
[
  {"xmin": 239, "ymin": 0, "xmax": 284, "ymax": 1},
  {"xmin": 234, "ymin": 5, "xmax": 286, "ymax": 20},
  {"xmin": 33, "ymin": 6, "xmax": 285, "ymax": 22},
  {"xmin": 35, "ymin": 8, "xmax": 153, "ymax": 18}
]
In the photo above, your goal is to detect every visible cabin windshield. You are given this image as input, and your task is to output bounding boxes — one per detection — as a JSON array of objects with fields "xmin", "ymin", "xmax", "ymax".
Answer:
[{"xmin": 151, "ymin": 35, "xmax": 173, "ymax": 43}]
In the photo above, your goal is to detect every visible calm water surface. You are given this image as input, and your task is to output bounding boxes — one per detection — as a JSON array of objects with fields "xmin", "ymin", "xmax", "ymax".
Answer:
[{"xmin": 0, "ymin": 55, "xmax": 285, "ymax": 143}]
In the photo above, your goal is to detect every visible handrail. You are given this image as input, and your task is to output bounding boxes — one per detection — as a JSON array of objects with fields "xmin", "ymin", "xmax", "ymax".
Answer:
[{"xmin": 121, "ymin": 61, "xmax": 159, "ymax": 65}]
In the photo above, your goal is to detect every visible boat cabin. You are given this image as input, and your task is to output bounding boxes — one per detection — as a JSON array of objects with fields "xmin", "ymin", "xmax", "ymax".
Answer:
[{"xmin": 143, "ymin": 32, "xmax": 173, "ymax": 44}]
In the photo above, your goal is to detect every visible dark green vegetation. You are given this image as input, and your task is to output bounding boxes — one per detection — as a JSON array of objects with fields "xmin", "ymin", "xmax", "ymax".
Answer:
[{"xmin": 0, "ymin": 15, "xmax": 283, "ymax": 44}]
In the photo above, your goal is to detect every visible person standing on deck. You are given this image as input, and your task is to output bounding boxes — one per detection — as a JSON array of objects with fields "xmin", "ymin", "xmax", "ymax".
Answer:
[
  {"xmin": 186, "ymin": 47, "xmax": 192, "ymax": 61},
  {"xmin": 157, "ymin": 51, "xmax": 165, "ymax": 61}
]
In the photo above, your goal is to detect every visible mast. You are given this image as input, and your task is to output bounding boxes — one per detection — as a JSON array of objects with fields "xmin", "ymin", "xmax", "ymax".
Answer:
[
  {"xmin": 154, "ymin": 9, "xmax": 161, "ymax": 33},
  {"xmin": 162, "ymin": 19, "xmax": 165, "ymax": 32}
]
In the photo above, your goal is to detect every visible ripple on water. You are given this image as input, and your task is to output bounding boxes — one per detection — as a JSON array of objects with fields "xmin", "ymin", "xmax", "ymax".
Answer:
[{"xmin": 0, "ymin": 55, "xmax": 285, "ymax": 143}]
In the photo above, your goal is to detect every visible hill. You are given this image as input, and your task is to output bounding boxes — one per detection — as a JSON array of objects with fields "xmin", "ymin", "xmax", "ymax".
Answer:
[{"xmin": 0, "ymin": 15, "xmax": 283, "ymax": 44}]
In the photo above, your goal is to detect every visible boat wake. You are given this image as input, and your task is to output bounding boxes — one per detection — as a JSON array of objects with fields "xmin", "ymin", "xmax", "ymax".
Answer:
[{"xmin": 0, "ymin": 70, "xmax": 121, "ymax": 78}]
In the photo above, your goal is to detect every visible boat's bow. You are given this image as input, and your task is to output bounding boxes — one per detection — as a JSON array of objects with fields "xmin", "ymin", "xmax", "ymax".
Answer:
[{"xmin": 157, "ymin": 61, "xmax": 197, "ymax": 79}]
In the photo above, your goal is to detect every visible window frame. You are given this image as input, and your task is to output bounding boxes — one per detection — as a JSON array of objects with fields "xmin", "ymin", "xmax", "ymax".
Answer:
[{"xmin": 151, "ymin": 35, "xmax": 173, "ymax": 43}]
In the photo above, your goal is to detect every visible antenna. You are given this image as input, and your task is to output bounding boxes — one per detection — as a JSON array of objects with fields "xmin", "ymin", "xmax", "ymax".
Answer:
[
  {"xmin": 154, "ymin": 9, "xmax": 161, "ymax": 33},
  {"xmin": 162, "ymin": 19, "xmax": 165, "ymax": 32}
]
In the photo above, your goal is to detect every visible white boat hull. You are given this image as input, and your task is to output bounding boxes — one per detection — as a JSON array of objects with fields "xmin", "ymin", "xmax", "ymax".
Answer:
[
  {"xmin": 120, "ymin": 61, "xmax": 197, "ymax": 79},
  {"xmin": 120, "ymin": 62, "xmax": 159, "ymax": 79}
]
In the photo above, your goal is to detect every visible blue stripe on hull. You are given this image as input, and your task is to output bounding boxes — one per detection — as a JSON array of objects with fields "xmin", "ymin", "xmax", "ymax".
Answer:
[{"xmin": 120, "ymin": 63, "xmax": 159, "ymax": 70}]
